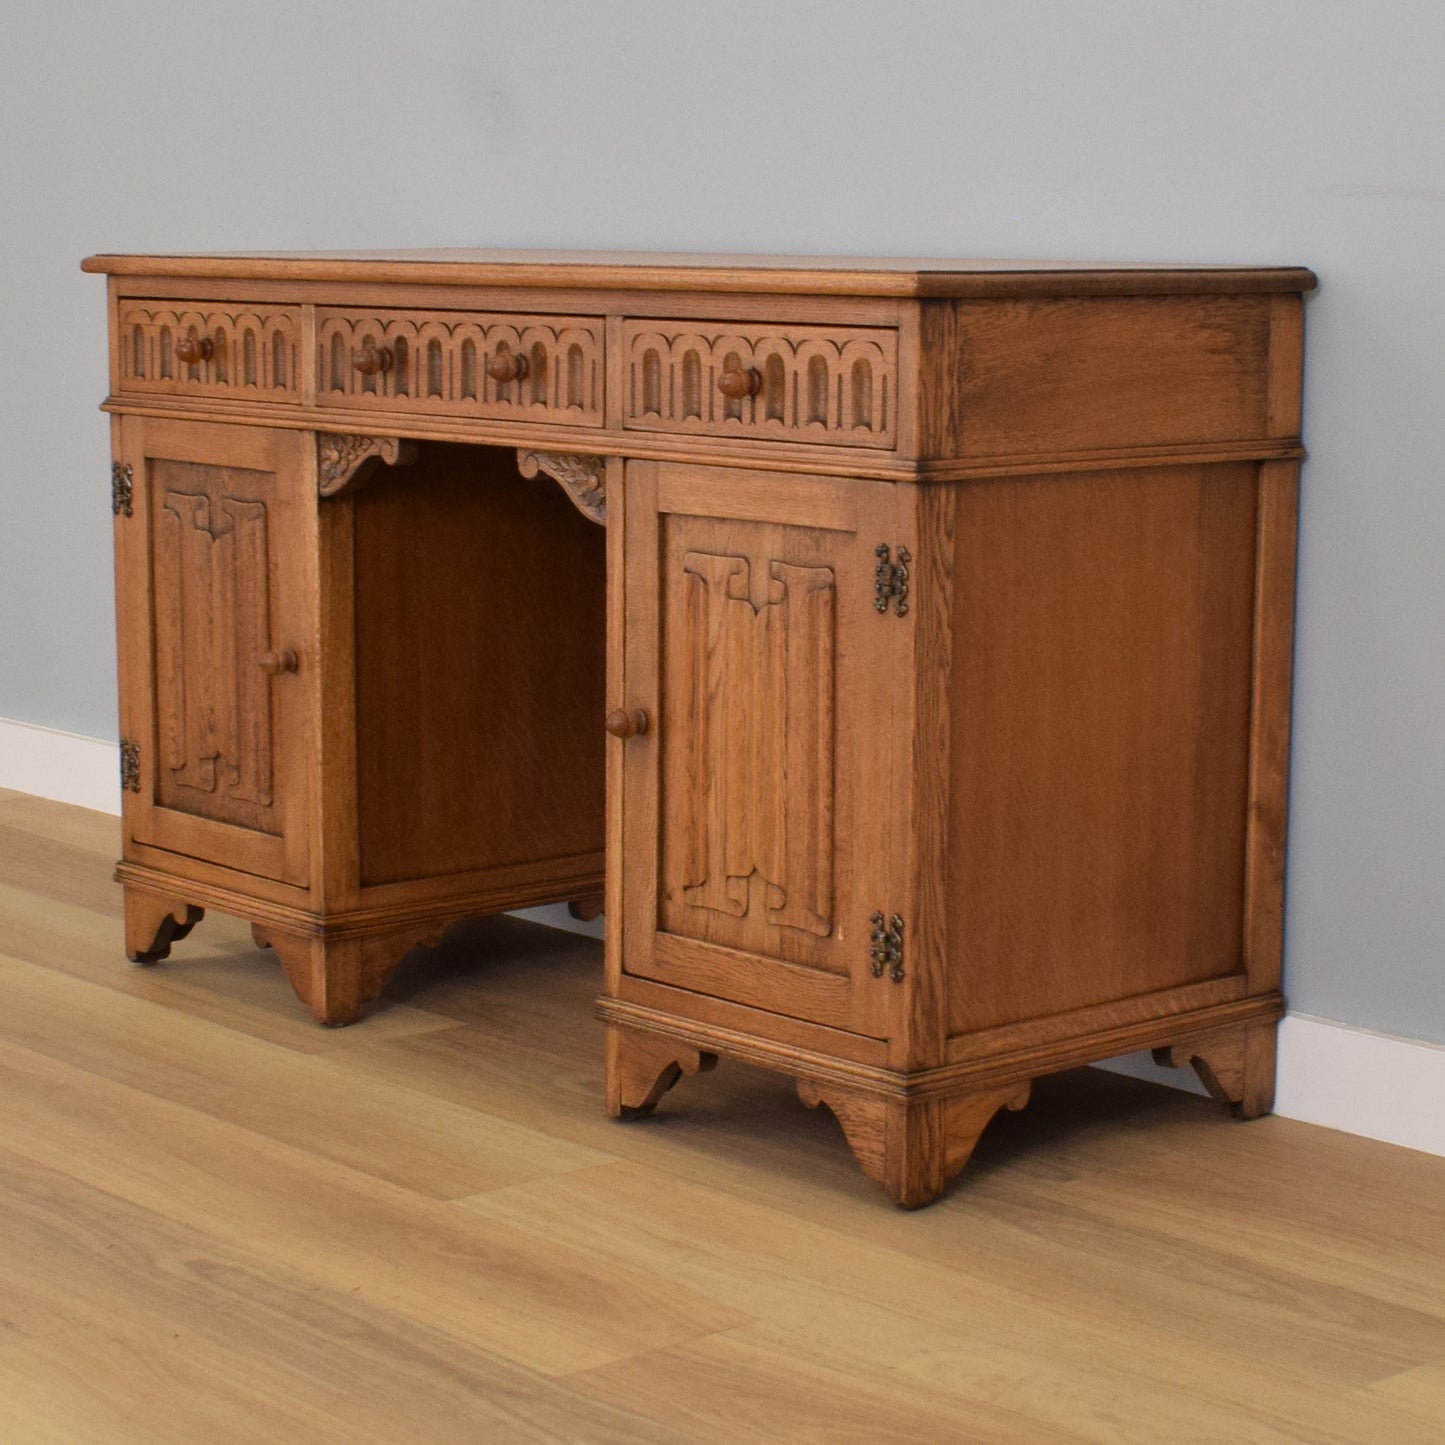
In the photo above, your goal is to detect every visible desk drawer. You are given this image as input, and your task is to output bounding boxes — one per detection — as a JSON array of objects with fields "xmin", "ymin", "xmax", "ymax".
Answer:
[
  {"xmin": 622, "ymin": 319, "xmax": 898, "ymax": 449},
  {"xmin": 315, "ymin": 309, "xmax": 604, "ymax": 425},
  {"xmin": 117, "ymin": 300, "xmax": 303, "ymax": 403}
]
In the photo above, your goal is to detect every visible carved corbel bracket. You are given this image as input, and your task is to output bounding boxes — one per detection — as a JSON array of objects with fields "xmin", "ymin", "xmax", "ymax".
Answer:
[
  {"xmin": 516, "ymin": 449, "xmax": 607, "ymax": 525},
  {"xmin": 317, "ymin": 433, "xmax": 418, "ymax": 498}
]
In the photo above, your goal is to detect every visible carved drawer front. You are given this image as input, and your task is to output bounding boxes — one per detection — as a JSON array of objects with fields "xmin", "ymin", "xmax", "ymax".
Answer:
[
  {"xmin": 622, "ymin": 320, "xmax": 899, "ymax": 449},
  {"xmin": 118, "ymin": 301, "xmax": 302, "ymax": 403},
  {"xmin": 315, "ymin": 309, "xmax": 605, "ymax": 425}
]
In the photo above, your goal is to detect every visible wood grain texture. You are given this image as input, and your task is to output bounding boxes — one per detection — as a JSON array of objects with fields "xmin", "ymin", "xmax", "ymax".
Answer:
[
  {"xmin": 1153, "ymin": 1019, "xmax": 1278, "ymax": 1118},
  {"xmin": 4, "ymin": 791, "xmax": 1442, "ymax": 1443},
  {"xmin": 93, "ymin": 253, "xmax": 1310, "ymax": 1192},
  {"xmin": 604, "ymin": 1023, "xmax": 717, "ymax": 1117},
  {"xmin": 113, "ymin": 428, "xmax": 606, "ymax": 1023},
  {"xmin": 81, "ymin": 249, "xmax": 1318, "ymax": 298},
  {"xmin": 625, "ymin": 462, "xmax": 901, "ymax": 1039},
  {"xmin": 116, "ymin": 417, "xmax": 313, "ymax": 889},
  {"xmin": 122, "ymin": 885, "xmax": 202, "ymax": 963},
  {"xmin": 315, "ymin": 308, "xmax": 605, "ymax": 426},
  {"xmin": 621, "ymin": 318, "xmax": 898, "ymax": 448},
  {"xmin": 896, "ymin": 480, "xmax": 953, "ymax": 1071},
  {"xmin": 1243, "ymin": 459, "xmax": 1302, "ymax": 996},
  {"xmin": 351, "ymin": 442, "xmax": 605, "ymax": 889},
  {"xmin": 796, "ymin": 1078, "xmax": 1031, "ymax": 1209},
  {"xmin": 116, "ymin": 299, "xmax": 301, "ymax": 403},
  {"xmin": 943, "ymin": 294, "xmax": 1278, "ymax": 459},
  {"xmin": 946, "ymin": 462, "xmax": 1261, "ymax": 1034}
]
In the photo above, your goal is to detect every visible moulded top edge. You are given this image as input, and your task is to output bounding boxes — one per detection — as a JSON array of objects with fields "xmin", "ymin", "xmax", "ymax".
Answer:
[{"xmin": 81, "ymin": 250, "xmax": 1318, "ymax": 298}]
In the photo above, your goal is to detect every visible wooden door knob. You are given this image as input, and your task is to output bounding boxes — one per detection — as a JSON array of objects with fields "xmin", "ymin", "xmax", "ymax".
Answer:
[
  {"xmin": 486, "ymin": 350, "xmax": 528, "ymax": 382},
  {"xmin": 176, "ymin": 335, "xmax": 214, "ymax": 364},
  {"xmin": 353, "ymin": 343, "xmax": 393, "ymax": 375},
  {"xmin": 259, "ymin": 649, "xmax": 299, "ymax": 676},
  {"xmin": 603, "ymin": 707, "xmax": 648, "ymax": 739},
  {"xmin": 717, "ymin": 366, "xmax": 762, "ymax": 399}
]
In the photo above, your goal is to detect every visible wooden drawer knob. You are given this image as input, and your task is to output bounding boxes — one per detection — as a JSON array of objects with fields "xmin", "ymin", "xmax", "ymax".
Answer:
[
  {"xmin": 717, "ymin": 366, "xmax": 762, "ymax": 399},
  {"xmin": 258, "ymin": 649, "xmax": 299, "ymax": 676},
  {"xmin": 603, "ymin": 707, "xmax": 648, "ymax": 739},
  {"xmin": 176, "ymin": 335, "xmax": 213, "ymax": 364},
  {"xmin": 486, "ymin": 350, "xmax": 528, "ymax": 383},
  {"xmin": 353, "ymin": 343, "xmax": 393, "ymax": 376}
]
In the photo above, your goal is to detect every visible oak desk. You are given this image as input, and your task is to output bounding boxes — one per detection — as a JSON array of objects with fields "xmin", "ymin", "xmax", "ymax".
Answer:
[{"xmin": 84, "ymin": 250, "xmax": 1315, "ymax": 1206}]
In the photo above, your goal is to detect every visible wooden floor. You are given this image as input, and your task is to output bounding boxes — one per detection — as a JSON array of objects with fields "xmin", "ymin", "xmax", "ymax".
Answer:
[{"xmin": 2, "ymin": 790, "xmax": 1444, "ymax": 1443}]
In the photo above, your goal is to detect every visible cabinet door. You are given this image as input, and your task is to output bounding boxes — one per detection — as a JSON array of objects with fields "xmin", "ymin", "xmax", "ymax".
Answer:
[
  {"xmin": 619, "ymin": 461, "xmax": 908, "ymax": 1039},
  {"xmin": 114, "ymin": 418, "xmax": 312, "ymax": 886}
]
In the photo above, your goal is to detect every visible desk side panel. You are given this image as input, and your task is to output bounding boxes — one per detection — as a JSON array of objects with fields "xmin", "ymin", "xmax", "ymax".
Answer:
[{"xmin": 944, "ymin": 462, "xmax": 1259, "ymax": 1036}]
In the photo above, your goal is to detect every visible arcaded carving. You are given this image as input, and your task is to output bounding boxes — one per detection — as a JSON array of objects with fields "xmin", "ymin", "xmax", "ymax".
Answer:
[
  {"xmin": 315, "ymin": 310, "xmax": 604, "ymax": 424},
  {"xmin": 623, "ymin": 320, "xmax": 898, "ymax": 447},
  {"xmin": 316, "ymin": 433, "xmax": 418, "ymax": 498},
  {"xmin": 516, "ymin": 450, "xmax": 607, "ymax": 524},
  {"xmin": 119, "ymin": 303, "xmax": 300, "ymax": 401}
]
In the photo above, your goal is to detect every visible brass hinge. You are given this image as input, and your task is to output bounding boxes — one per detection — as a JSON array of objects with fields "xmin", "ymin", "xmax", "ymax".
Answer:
[
  {"xmin": 119, "ymin": 738, "xmax": 140, "ymax": 793},
  {"xmin": 869, "ymin": 911, "xmax": 905, "ymax": 982},
  {"xmin": 111, "ymin": 462, "xmax": 133, "ymax": 517},
  {"xmin": 873, "ymin": 544, "xmax": 910, "ymax": 616}
]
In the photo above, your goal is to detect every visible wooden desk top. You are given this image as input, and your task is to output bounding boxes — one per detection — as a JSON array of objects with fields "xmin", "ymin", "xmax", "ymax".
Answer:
[{"xmin": 81, "ymin": 249, "xmax": 1317, "ymax": 299}]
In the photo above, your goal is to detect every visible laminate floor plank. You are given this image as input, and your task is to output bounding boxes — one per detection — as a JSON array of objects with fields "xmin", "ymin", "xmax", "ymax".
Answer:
[
  {"xmin": 3, "ymin": 794, "xmax": 1444, "ymax": 1443},
  {"xmin": 0, "ymin": 821, "xmax": 121, "ymax": 912},
  {"xmin": 1029, "ymin": 1128, "xmax": 1445, "ymax": 1319},
  {"xmin": 571, "ymin": 1330, "xmax": 1059, "ymax": 1445},
  {"xmin": 0, "ymin": 951, "xmax": 611, "ymax": 1199},
  {"xmin": 0, "ymin": 1039, "xmax": 749, "ymax": 1377},
  {"xmin": 1359, "ymin": 1361, "xmax": 1445, "ymax": 1428},
  {"xmin": 0, "ymin": 787, "xmax": 119, "ymax": 853},
  {"xmin": 577, "ymin": 1315, "xmax": 1445, "ymax": 1445},
  {"xmin": 462, "ymin": 1160, "xmax": 1445, "ymax": 1444},
  {"xmin": 0, "ymin": 1145, "xmax": 678, "ymax": 1445}
]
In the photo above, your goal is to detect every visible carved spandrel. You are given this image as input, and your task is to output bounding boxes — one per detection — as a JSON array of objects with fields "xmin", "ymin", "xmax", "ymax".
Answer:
[
  {"xmin": 677, "ymin": 550, "xmax": 835, "ymax": 937},
  {"xmin": 516, "ymin": 450, "xmax": 606, "ymax": 525},
  {"xmin": 317, "ymin": 433, "xmax": 418, "ymax": 498}
]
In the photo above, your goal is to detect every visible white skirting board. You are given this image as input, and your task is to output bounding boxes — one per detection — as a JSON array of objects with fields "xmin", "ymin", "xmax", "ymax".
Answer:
[
  {"xmin": 4, "ymin": 714, "xmax": 1441, "ymax": 1160},
  {"xmin": 0, "ymin": 717, "xmax": 122, "ymax": 815}
]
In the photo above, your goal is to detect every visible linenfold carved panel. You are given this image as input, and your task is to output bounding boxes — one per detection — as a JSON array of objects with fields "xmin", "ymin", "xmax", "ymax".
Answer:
[
  {"xmin": 315, "ymin": 309, "xmax": 604, "ymax": 424},
  {"xmin": 118, "ymin": 303, "xmax": 301, "ymax": 402},
  {"xmin": 622, "ymin": 320, "xmax": 898, "ymax": 448},
  {"xmin": 673, "ymin": 550, "xmax": 836, "ymax": 937},
  {"xmin": 151, "ymin": 462, "xmax": 280, "ymax": 834}
]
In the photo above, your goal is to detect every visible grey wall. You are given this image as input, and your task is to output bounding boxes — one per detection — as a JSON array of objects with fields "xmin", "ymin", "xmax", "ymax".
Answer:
[{"xmin": 3, "ymin": 1, "xmax": 1442, "ymax": 1044}]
